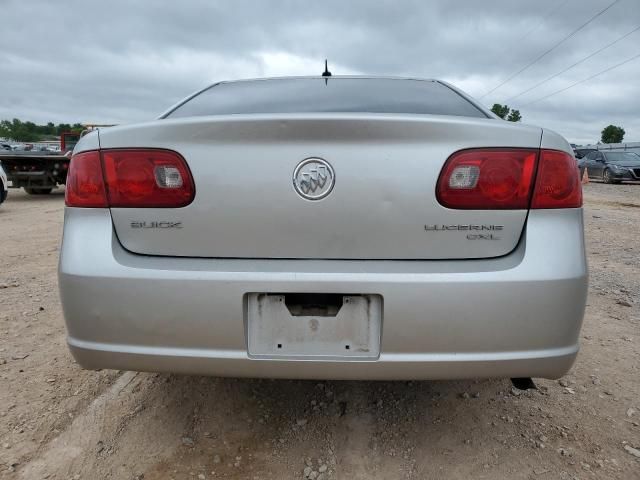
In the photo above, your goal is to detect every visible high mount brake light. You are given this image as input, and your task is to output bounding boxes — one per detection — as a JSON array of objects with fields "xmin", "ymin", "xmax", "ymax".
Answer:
[
  {"xmin": 65, "ymin": 149, "xmax": 194, "ymax": 208},
  {"xmin": 436, "ymin": 148, "xmax": 582, "ymax": 210}
]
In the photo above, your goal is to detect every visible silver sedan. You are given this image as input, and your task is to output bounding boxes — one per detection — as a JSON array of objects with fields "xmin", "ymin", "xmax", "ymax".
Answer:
[{"xmin": 59, "ymin": 76, "xmax": 587, "ymax": 381}]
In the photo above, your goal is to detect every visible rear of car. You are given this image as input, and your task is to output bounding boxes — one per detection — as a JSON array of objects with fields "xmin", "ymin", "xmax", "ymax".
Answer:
[{"xmin": 59, "ymin": 77, "xmax": 587, "ymax": 380}]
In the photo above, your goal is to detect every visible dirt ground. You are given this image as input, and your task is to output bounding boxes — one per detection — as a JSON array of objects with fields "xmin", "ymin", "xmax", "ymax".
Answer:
[{"xmin": 0, "ymin": 182, "xmax": 638, "ymax": 480}]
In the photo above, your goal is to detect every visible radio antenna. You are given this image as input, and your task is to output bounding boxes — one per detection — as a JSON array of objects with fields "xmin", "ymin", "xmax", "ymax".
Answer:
[{"xmin": 321, "ymin": 59, "xmax": 332, "ymax": 77}]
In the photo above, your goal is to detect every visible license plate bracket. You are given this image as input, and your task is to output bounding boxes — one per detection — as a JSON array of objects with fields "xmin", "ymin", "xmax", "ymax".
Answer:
[{"xmin": 246, "ymin": 293, "xmax": 382, "ymax": 359}]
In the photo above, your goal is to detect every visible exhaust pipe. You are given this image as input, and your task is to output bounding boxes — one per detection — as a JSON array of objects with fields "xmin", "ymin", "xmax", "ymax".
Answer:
[{"xmin": 511, "ymin": 377, "xmax": 537, "ymax": 390}]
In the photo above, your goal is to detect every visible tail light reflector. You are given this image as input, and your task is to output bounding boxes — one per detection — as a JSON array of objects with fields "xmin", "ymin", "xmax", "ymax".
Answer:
[
  {"xmin": 531, "ymin": 149, "xmax": 582, "ymax": 208},
  {"xmin": 65, "ymin": 150, "xmax": 108, "ymax": 207},
  {"xmin": 65, "ymin": 149, "xmax": 194, "ymax": 208}
]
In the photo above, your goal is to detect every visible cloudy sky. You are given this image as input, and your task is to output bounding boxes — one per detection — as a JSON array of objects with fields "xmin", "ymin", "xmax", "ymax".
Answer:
[{"xmin": 2, "ymin": 0, "xmax": 639, "ymax": 144}]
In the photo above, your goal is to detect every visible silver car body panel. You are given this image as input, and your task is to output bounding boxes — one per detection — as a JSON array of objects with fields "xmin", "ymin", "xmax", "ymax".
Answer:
[
  {"xmin": 100, "ymin": 114, "xmax": 543, "ymax": 260},
  {"xmin": 59, "ymin": 204, "xmax": 586, "ymax": 380}
]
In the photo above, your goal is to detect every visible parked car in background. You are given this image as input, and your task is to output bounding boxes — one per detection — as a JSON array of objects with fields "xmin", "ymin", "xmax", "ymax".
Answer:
[
  {"xmin": 1, "ymin": 143, "xmax": 12, "ymax": 151},
  {"xmin": 59, "ymin": 76, "xmax": 587, "ymax": 383},
  {"xmin": 0, "ymin": 161, "xmax": 8, "ymax": 205},
  {"xmin": 573, "ymin": 148, "xmax": 597, "ymax": 159},
  {"xmin": 582, "ymin": 151, "xmax": 640, "ymax": 183}
]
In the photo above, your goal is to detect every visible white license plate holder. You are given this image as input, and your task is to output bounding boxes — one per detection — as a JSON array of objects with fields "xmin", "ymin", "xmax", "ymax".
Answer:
[{"xmin": 247, "ymin": 293, "xmax": 382, "ymax": 359}]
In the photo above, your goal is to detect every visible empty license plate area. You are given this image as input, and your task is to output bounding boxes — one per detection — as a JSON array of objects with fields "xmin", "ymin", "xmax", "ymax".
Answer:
[{"xmin": 247, "ymin": 293, "xmax": 382, "ymax": 359}]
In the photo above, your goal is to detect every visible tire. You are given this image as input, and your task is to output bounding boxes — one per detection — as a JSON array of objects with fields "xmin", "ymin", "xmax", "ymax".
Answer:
[
  {"xmin": 25, "ymin": 187, "xmax": 53, "ymax": 195},
  {"xmin": 603, "ymin": 168, "xmax": 614, "ymax": 184}
]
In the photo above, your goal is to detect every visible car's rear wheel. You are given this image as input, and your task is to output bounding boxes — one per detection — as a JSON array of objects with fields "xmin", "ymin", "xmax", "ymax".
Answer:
[{"xmin": 603, "ymin": 168, "xmax": 614, "ymax": 184}]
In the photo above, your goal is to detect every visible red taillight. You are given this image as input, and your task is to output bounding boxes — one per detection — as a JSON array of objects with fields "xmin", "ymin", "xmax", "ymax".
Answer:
[
  {"xmin": 102, "ymin": 149, "xmax": 194, "ymax": 207},
  {"xmin": 436, "ymin": 148, "xmax": 538, "ymax": 209},
  {"xmin": 436, "ymin": 148, "xmax": 582, "ymax": 210},
  {"xmin": 531, "ymin": 149, "xmax": 582, "ymax": 209},
  {"xmin": 65, "ymin": 149, "xmax": 194, "ymax": 208},
  {"xmin": 65, "ymin": 150, "xmax": 108, "ymax": 207}
]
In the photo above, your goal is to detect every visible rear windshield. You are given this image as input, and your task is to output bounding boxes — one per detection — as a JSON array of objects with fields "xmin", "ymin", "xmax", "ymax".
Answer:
[{"xmin": 165, "ymin": 78, "xmax": 488, "ymax": 119}]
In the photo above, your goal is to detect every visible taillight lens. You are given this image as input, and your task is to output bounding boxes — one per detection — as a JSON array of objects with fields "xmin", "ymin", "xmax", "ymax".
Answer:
[
  {"xmin": 102, "ymin": 149, "xmax": 194, "ymax": 207},
  {"xmin": 436, "ymin": 148, "xmax": 582, "ymax": 210},
  {"xmin": 65, "ymin": 150, "xmax": 108, "ymax": 207},
  {"xmin": 65, "ymin": 149, "xmax": 194, "ymax": 208},
  {"xmin": 436, "ymin": 148, "xmax": 538, "ymax": 209},
  {"xmin": 531, "ymin": 149, "xmax": 582, "ymax": 208}
]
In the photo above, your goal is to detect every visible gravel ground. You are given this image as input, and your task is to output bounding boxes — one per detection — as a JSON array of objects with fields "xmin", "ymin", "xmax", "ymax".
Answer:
[{"xmin": 0, "ymin": 182, "xmax": 638, "ymax": 479}]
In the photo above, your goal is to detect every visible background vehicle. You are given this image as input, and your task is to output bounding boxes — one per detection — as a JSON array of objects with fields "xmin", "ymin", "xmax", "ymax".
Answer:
[
  {"xmin": 582, "ymin": 150, "xmax": 640, "ymax": 183},
  {"xmin": 573, "ymin": 148, "xmax": 597, "ymax": 159},
  {"xmin": 0, "ymin": 149, "xmax": 70, "ymax": 194},
  {"xmin": 0, "ymin": 131, "xmax": 81, "ymax": 194}
]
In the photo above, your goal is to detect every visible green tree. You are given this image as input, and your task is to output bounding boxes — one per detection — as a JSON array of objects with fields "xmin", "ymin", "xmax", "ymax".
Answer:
[
  {"xmin": 0, "ymin": 120, "xmax": 11, "ymax": 139},
  {"xmin": 0, "ymin": 118, "xmax": 86, "ymax": 141},
  {"xmin": 600, "ymin": 125, "xmax": 625, "ymax": 144},
  {"xmin": 491, "ymin": 104, "xmax": 522, "ymax": 122},
  {"xmin": 56, "ymin": 123, "xmax": 72, "ymax": 136},
  {"xmin": 507, "ymin": 109, "xmax": 522, "ymax": 122},
  {"xmin": 5, "ymin": 118, "xmax": 39, "ymax": 142},
  {"xmin": 491, "ymin": 104, "xmax": 510, "ymax": 119}
]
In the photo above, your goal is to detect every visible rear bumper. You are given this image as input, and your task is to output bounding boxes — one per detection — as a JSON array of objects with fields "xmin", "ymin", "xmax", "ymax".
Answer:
[
  {"xmin": 59, "ymin": 208, "xmax": 588, "ymax": 380},
  {"xmin": 69, "ymin": 340, "xmax": 577, "ymax": 380}
]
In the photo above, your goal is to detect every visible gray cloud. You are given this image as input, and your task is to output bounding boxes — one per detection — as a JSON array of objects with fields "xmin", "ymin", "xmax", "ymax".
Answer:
[{"xmin": 1, "ymin": 0, "xmax": 639, "ymax": 143}]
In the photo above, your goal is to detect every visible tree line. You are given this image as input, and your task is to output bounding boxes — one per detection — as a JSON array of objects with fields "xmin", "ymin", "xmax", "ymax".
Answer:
[
  {"xmin": 490, "ymin": 104, "xmax": 625, "ymax": 144},
  {"xmin": 0, "ymin": 118, "xmax": 85, "ymax": 142},
  {"xmin": 1, "ymin": 114, "xmax": 627, "ymax": 145}
]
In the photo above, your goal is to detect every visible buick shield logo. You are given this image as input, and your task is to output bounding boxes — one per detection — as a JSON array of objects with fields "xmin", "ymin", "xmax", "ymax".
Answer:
[{"xmin": 293, "ymin": 158, "xmax": 335, "ymax": 200}]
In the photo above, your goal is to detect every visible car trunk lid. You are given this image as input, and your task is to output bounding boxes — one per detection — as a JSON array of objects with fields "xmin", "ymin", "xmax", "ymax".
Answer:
[{"xmin": 100, "ymin": 114, "xmax": 542, "ymax": 259}]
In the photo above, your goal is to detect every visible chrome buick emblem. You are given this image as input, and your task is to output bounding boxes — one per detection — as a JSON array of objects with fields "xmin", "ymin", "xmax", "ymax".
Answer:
[{"xmin": 293, "ymin": 158, "xmax": 335, "ymax": 200}]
